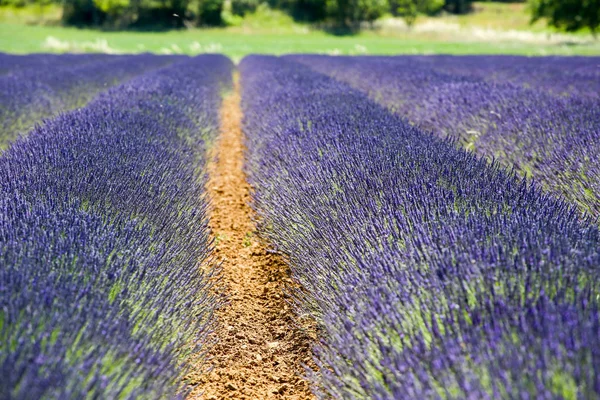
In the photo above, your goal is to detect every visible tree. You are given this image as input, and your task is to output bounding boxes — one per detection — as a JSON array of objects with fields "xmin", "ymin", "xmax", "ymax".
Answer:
[
  {"xmin": 93, "ymin": 0, "xmax": 130, "ymax": 25},
  {"xmin": 62, "ymin": 0, "xmax": 194, "ymax": 27},
  {"xmin": 325, "ymin": 0, "xmax": 389, "ymax": 28},
  {"xmin": 62, "ymin": 0, "xmax": 105, "ymax": 26},
  {"xmin": 529, "ymin": 0, "xmax": 600, "ymax": 35},
  {"xmin": 197, "ymin": 0, "xmax": 223, "ymax": 25},
  {"xmin": 443, "ymin": 0, "xmax": 471, "ymax": 14},
  {"xmin": 391, "ymin": 0, "xmax": 444, "ymax": 26},
  {"xmin": 290, "ymin": 0, "xmax": 327, "ymax": 21},
  {"xmin": 230, "ymin": 0, "xmax": 259, "ymax": 16}
]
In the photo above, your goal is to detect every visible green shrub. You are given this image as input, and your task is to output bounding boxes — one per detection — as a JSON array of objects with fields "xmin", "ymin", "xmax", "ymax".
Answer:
[
  {"xmin": 391, "ymin": 0, "xmax": 444, "ymax": 25},
  {"xmin": 444, "ymin": 0, "xmax": 471, "ymax": 14},
  {"xmin": 529, "ymin": 0, "xmax": 600, "ymax": 35},
  {"xmin": 198, "ymin": 0, "xmax": 224, "ymax": 25},
  {"xmin": 231, "ymin": 0, "xmax": 259, "ymax": 15},
  {"xmin": 325, "ymin": 0, "xmax": 389, "ymax": 27}
]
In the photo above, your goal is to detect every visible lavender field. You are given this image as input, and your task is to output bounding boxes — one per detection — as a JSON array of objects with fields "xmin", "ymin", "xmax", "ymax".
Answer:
[{"xmin": 1, "ymin": 53, "xmax": 599, "ymax": 399}]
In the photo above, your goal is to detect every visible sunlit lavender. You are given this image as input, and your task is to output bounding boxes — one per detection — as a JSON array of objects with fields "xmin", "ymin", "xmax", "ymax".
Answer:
[
  {"xmin": 242, "ymin": 55, "xmax": 600, "ymax": 399},
  {"xmin": 0, "ymin": 54, "xmax": 232, "ymax": 398}
]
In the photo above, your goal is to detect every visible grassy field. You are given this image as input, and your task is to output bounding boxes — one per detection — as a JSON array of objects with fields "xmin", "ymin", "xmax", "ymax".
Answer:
[{"xmin": 1, "ymin": 2, "xmax": 599, "ymax": 59}]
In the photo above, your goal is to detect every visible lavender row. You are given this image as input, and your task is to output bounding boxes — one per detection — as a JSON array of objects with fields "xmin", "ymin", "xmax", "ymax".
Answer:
[
  {"xmin": 241, "ymin": 56, "xmax": 600, "ymax": 399},
  {"xmin": 0, "ymin": 54, "xmax": 180, "ymax": 150},
  {"xmin": 289, "ymin": 55, "xmax": 600, "ymax": 220},
  {"xmin": 0, "ymin": 55, "xmax": 233, "ymax": 398},
  {"xmin": 401, "ymin": 55, "xmax": 600, "ymax": 99},
  {"xmin": 0, "ymin": 53, "xmax": 113, "ymax": 76},
  {"xmin": 296, "ymin": 55, "xmax": 600, "ymax": 98}
]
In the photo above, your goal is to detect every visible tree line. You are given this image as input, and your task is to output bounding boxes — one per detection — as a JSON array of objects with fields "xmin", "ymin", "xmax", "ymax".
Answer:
[
  {"xmin": 44, "ymin": 0, "xmax": 475, "ymax": 28},
  {"xmin": 1, "ymin": 0, "xmax": 597, "ymax": 34}
]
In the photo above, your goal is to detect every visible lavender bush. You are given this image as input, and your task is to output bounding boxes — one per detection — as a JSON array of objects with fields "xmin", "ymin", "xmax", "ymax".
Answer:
[
  {"xmin": 241, "ymin": 55, "xmax": 600, "ymax": 399},
  {"xmin": 0, "ymin": 55, "xmax": 233, "ymax": 398}
]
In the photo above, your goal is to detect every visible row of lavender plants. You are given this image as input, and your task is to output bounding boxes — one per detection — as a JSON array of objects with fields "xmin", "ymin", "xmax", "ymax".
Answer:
[
  {"xmin": 0, "ymin": 53, "xmax": 112, "ymax": 76},
  {"xmin": 289, "ymin": 55, "xmax": 600, "ymax": 220},
  {"xmin": 0, "ymin": 55, "xmax": 233, "ymax": 398},
  {"xmin": 393, "ymin": 55, "xmax": 600, "ymax": 99},
  {"xmin": 241, "ymin": 56, "xmax": 600, "ymax": 399},
  {"xmin": 0, "ymin": 54, "xmax": 180, "ymax": 149}
]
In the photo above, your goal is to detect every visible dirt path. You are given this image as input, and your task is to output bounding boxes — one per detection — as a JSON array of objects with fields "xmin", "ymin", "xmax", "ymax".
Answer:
[{"xmin": 186, "ymin": 75, "xmax": 316, "ymax": 399}]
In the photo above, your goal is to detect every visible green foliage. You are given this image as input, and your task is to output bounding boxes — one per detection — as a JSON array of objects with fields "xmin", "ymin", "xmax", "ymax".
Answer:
[
  {"xmin": 231, "ymin": 0, "xmax": 259, "ymax": 15},
  {"xmin": 444, "ymin": 0, "xmax": 471, "ymax": 14},
  {"xmin": 291, "ymin": 0, "xmax": 327, "ymax": 21},
  {"xmin": 394, "ymin": 0, "xmax": 417, "ymax": 24},
  {"xmin": 423, "ymin": 0, "xmax": 444, "ymax": 13},
  {"xmin": 325, "ymin": 0, "xmax": 389, "ymax": 27},
  {"xmin": 267, "ymin": 0, "xmax": 326, "ymax": 21},
  {"xmin": 529, "ymin": 0, "xmax": 600, "ymax": 34},
  {"xmin": 0, "ymin": 0, "xmax": 52, "ymax": 7},
  {"xmin": 94, "ymin": 0, "xmax": 128, "ymax": 14},
  {"xmin": 0, "ymin": 0, "xmax": 26, "ymax": 7},
  {"xmin": 93, "ymin": 0, "xmax": 129, "ymax": 24},
  {"xmin": 198, "ymin": 0, "xmax": 223, "ymax": 25},
  {"xmin": 391, "ymin": 0, "xmax": 444, "ymax": 25},
  {"xmin": 62, "ymin": 0, "xmax": 106, "ymax": 26},
  {"xmin": 61, "ymin": 0, "xmax": 204, "ymax": 27}
]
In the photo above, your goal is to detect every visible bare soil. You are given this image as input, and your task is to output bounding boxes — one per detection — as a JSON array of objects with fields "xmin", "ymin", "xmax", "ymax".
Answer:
[{"xmin": 186, "ymin": 75, "xmax": 316, "ymax": 399}]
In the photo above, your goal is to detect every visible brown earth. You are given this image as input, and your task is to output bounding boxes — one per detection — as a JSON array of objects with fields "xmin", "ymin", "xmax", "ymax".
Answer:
[{"xmin": 186, "ymin": 75, "xmax": 317, "ymax": 399}]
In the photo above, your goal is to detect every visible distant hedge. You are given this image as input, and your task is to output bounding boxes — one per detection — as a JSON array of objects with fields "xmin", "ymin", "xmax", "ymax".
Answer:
[
  {"xmin": 14, "ymin": 0, "xmax": 599, "ymax": 34},
  {"xmin": 0, "ymin": 0, "xmax": 475, "ymax": 28}
]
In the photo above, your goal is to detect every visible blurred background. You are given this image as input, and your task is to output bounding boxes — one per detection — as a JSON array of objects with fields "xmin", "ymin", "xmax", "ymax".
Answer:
[{"xmin": 0, "ymin": 0, "xmax": 599, "ymax": 58}]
